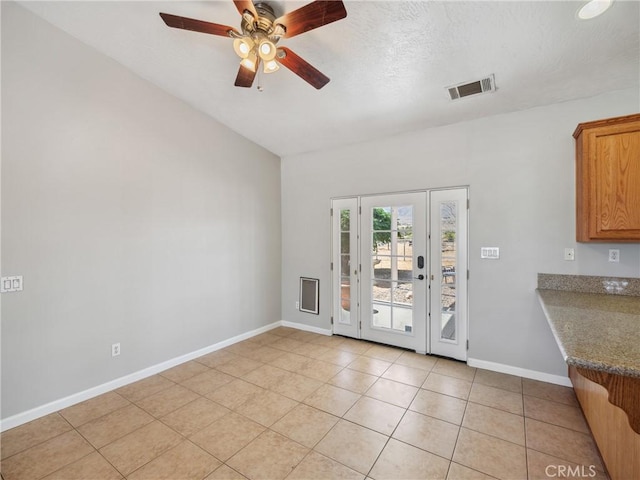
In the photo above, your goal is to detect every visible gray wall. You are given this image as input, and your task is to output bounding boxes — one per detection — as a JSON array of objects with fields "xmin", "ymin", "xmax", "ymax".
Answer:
[
  {"xmin": 1, "ymin": 3, "xmax": 281, "ymax": 419},
  {"xmin": 281, "ymin": 88, "xmax": 640, "ymax": 378}
]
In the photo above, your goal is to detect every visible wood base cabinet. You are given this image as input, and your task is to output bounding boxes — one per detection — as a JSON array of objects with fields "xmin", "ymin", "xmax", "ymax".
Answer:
[
  {"xmin": 574, "ymin": 113, "xmax": 640, "ymax": 242},
  {"xmin": 569, "ymin": 366, "xmax": 640, "ymax": 480}
]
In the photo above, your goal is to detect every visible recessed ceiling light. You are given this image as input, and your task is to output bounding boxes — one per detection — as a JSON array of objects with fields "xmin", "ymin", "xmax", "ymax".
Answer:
[{"xmin": 577, "ymin": 0, "xmax": 613, "ymax": 20}]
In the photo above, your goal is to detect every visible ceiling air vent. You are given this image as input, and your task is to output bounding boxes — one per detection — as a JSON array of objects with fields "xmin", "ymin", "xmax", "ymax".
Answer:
[{"xmin": 447, "ymin": 74, "xmax": 496, "ymax": 100}]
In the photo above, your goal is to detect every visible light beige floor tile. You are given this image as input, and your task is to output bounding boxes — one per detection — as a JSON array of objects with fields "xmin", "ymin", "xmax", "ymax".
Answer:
[
  {"xmin": 468, "ymin": 384, "xmax": 523, "ymax": 415},
  {"xmin": 270, "ymin": 337, "xmax": 308, "ymax": 352},
  {"xmin": 190, "ymin": 412, "xmax": 265, "ymax": 461},
  {"xmin": 41, "ymin": 451, "xmax": 123, "ymax": 480},
  {"xmin": 395, "ymin": 351, "xmax": 438, "ymax": 371},
  {"xmin": 452, "ymin": 428, "xmax": 527, "ymax": 480},
  {"xmin": 242, "ymin": 345, "xmax": 286, "ymax": 363},
  {"xmin": 206, "ymin": 379, "xmax": 266, "ymax": 410},
  {"xmin": 270, "ymin": 326, "xmax": 299, "ymax": 337},
  {"xmin": 242, "ymin": 364, "xmax": 293, "ymax": 389},
  {"xmin": 216, "ymin": 357, "xmax": 264, "ymax": 378},
  {"xmin": 0, "ymin": 413, "xmax": 72, "ymax": 460},
  {"xmin": 182, "ymin": 369, "xmax": 235, "ymax": 395},
  {"xmin": 59, "ymin": 392, "xmax": 130, "ymax": 427},
  {"xmin": 334, "ymin": 338, "xmax": 372, "ymax": 355},
  {"xmin": 128, "ymin": 440, "xmax": 221, "ymax": 480},
  {"xmin": 227, "ymin": 430, "xmax": 309, "ymax": 480},
  {"xmin": 362, "ymin": 345, "xmax": 403, "ymax": 363},
  {"xmin": 462, "ymin": 402, "xmax": 525, "ymax": 446},
  {"xmin": 246, "ymin": 332, "xmax": 281, "ymax": 345},
  {"xmin": 409, "ymin": 389, "xmax": 467, "ymax": 425},
  {"xmin": 235, "ymin": 390, "xmax": 298, "ymax": 427},
  {"xmin": 303, "ymin": 384, "xmax": 361, "ymax": 417},
  {"xmin": 291, "ymin": 342, "xmax": 332, "ymax": 360},
  {"xmin": 269, "ymin": 353, "xmax": 312, "ymax": 373},
  {"xmin": 160, "ymin": 397, "xmax": 230, "ymax": 437},
  {"xmin": 525, "ymin": 418, "xmax": 604, "ymax": 471},
  {"xmin": 393, "ymin": 410, "xmax": 459, "ymax": 459},
  {"xmin": 135, "ymin": 384, "xmax": 200, "ymax": 418},
  {"xmin": 344, "ymin": 396, "xmax": 405, "ymax": 435},
  {"xmin": 370, "ymin": 438, "xmax": 450, "ymax": 480},
  {"xmin": 524, "ymin": 395, "xmax": 589, "ymax": 433},
  {"xmin": 98, "ymin": 421, "xmax": 182, "ymax": 475},
  {"xmin": 77, "ymin": 404, "xmax": 154, "ymax": 449},
  {"xmin": 473, "ymin": 369, "xmax": 522, "ymax": 394},
  {"xmin": 348, "ymin": 356, "xmax": 392, "ymax": 377},
  {"xmin": 522, "ymin": 378, "xmax": 579, "ymax": 407},
  {"xmin": 195, "ymin": 350, "xmax": 240, "ymax": 369},
  {"xmin": 286, "ymin": 451, "xmax": 364, "ymax": 480},
  {"xmin": 315, "ymin": 419, "xmax": 388, "ymax": 475},
  {"xmin": 526, "ymin": 449, "xmax": 609, "ymax": 480},
  {"xmin": 225, "ymin": 340, "xmax": 263, "ymax": 357},
  {"xmin": 329, "ymin": 369, "xmax": 378, "ymax": 394},
  {"xmin": 308, "ymin": 335, "xmax": 346, "ymax": 349},
  {"xmin": 286, "ymin": 330, "xmax": 320, "ymax": 343},
  {"xmin": 270, "ymin": 372, "xmax": 323, "ymax": 402},
  {"xmin": 423, "ymin": 372, "xmax": 473, "ymax": 400},
  {"xmin": 1, "ymin": 430, "xmax": 94, "ymax": 480},
  {"xmin": 271, "ymin": 404, "xmax": 339, "ymax": 448},
  {"xmin": 296, "ymin": 359, "xmax": 344, "ymax": 382},
  {"xmin": 382, "ymin": 363, "xmax": 429, "ymax": 387},
  {"xmin": 432, "ymin": 359, "xmax": 476, "ymax": 382},
  {"xmin": 205, "ymin": 464, "xmax": 248, "ymax": 480},
  {"xmin": 365, "ymin": 378, "xmax": 418, "ymax": 408},
  {"xmin": 116, "ymin": 375, "xmax": 175, "ymax": 403},
  {"xmin": 160, "ymin": 360, "xmax": 210, "ymax": 383},
  {"xmin": 446, "ymin": 462, "xmax": 496, "ymax": 480},
  {"xmin": 316, "ymin": 348, "xmax": 359, "ymax": 367}
]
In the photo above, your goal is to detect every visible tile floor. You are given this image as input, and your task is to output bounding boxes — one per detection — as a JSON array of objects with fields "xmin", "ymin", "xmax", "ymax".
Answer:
[{"xmin": 0, "ymin": 327, "xmax": 609, "ymax": 480}]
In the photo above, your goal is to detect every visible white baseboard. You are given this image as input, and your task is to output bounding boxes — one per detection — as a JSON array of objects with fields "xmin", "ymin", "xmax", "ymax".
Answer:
[
  {"xmin": 281, "ymin": 320, "xmax": 332, "ymax": 336},
  {"xmin": 467, "ymin": 357, "xmax": 572, "ymax": 387},
  {"xmin": 0, "ymin": 321, "xmax": 281, "ymax": 432}
]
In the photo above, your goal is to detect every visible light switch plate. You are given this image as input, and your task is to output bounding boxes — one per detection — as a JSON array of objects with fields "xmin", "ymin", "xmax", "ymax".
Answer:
[
  {"xmin": 1, "ymin": 276, "xmax": 23, "ymax": 293},
  {"xmin": 480, "ymin": 247, "xmax": 500, "ymax": 259}
]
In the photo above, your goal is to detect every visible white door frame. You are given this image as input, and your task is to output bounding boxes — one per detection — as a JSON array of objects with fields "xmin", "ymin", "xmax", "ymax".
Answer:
[{"xmin": 330, "ymin": 188, "xmax": 469, "ymax": 360}]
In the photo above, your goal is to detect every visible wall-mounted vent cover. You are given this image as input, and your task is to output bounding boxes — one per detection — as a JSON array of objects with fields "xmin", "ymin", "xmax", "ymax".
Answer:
[{"xmin": 447, "ymin": 74, "xmax": 496, "ymax": 100}]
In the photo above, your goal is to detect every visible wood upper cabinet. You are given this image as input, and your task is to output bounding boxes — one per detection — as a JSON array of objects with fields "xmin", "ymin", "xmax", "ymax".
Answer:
[{"xmin": 574, "ymin": 113, "xmax": 640, "ymax": 242}]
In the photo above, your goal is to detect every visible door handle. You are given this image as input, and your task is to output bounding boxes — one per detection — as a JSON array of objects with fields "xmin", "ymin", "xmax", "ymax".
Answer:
[{"xmin": 414, "ymin": 274, "xmax": 425, "ymax": 280}]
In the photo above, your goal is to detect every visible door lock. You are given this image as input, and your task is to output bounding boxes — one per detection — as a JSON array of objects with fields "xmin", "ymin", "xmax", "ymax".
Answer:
[{"xmin": 414, "ymin": 274, "xmax": 425, "ymax": 280}]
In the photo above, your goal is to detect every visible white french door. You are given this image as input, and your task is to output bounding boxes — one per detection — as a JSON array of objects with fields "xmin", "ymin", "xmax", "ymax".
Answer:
[
  {"xmin": 360, "ymin": 193, "xmax": 428, "ymax": 353},
  {"xmin": 331, "ymin": 198, "xmax": 359, "ymax": 338},
  {"xmin": 429, "ymin": 189, "xmax": 468, "ymax": 360},
  {"xmin": 330, "ymin": 188, "xmax": 468, "ymax": 360}
]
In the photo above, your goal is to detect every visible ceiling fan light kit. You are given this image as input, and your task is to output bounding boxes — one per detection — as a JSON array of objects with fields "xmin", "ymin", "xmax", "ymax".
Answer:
[
  {"xmin": 159, "ymin": 0, "xmax": 347, "ymax": 90},
  {"xmin": 577, "ymin": 0, "xmax": 613, "ymax": 20}
]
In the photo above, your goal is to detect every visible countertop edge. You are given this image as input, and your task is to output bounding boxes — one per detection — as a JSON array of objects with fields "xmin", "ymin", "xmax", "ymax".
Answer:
[{"xmin": 536, "ymin": 289, "xmax": 640, "ymax": 379}]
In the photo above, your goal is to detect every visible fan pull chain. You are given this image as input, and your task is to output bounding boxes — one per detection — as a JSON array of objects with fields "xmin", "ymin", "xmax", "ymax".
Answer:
[{"xmin": 256, "ymin": 61, "xmax": 264, "ymax": 92}]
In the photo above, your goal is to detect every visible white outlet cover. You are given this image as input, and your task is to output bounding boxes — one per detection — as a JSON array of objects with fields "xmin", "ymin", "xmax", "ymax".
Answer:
[
  {"xmin": 609, "ymin": 249, "xmax": 620, "ymax": 263},
  {"xmin": 564, "ymin": 248, "xmax": 575, "ymax": 261}
]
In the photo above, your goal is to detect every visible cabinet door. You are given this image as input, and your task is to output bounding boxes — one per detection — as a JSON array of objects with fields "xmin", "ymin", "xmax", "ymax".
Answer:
[{"xmin": 588, "ymin": 123, "xmax": 640, "ymax": 240}]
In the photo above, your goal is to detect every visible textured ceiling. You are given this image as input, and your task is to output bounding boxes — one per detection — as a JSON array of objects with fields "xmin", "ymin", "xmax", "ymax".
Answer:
[{"xmin": 18, "ymin": 1, "xmax": 640, "ymax": 157}]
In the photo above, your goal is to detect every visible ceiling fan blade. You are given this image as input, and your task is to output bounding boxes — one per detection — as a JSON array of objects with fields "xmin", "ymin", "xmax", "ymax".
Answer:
[
  {"xmin": 275, "ymin": 1, "xmax": 347, "ymax": 38},
  {"xmin": 233, "ymin": 0, "xmax": 258, "ymax": 19},
  {"xmin": 277, "ymin": 47, "xmax": 330, "ymax": 89},
  {"xmin": 159, "ymin": 13, "xmax": 239, "ymax": 37},
  {"xmin": 234, "ymin": 64, "xmax": 257, "ymax": 88}
]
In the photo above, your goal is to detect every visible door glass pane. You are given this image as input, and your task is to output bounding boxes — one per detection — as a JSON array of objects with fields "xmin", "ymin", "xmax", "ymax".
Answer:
[
  {"xmin": 440, "ymin": 201, "xmax": 457, "ymax": 341},
  {"xmin": 339, "ymin": 208, "xmax": 352, "ymax": 325},
  {"xmin": 370, "ymin": 205, "xmax": 414, "ymax": 333}
]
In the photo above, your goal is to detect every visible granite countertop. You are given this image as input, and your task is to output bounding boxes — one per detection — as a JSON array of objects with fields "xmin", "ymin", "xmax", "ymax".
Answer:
[{"xmin": 537, "ymin": 288, "xmax": 640, "ymax": 378}]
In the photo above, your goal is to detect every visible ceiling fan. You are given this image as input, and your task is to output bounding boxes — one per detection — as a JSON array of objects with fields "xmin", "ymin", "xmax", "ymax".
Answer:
[{"xmin": 159, "ymin": 1, "xmax": 347, "ymax": 90}]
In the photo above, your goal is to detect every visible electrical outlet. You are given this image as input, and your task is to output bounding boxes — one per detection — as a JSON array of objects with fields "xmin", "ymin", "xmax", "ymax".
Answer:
[
  {"xmin": 111, "ymin": 343, "xmax": 121, "ymax": 357},
  {"xmin": 295, "ymin": 301, "xmax": 300, "ymax": 310},
  {"xmin": 564, "ymin": 248, "xmax": 575, "ymax": 261},
  {"xmin": 609, "ymin": 249, "xmax": 620, "ymax": 263}
]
